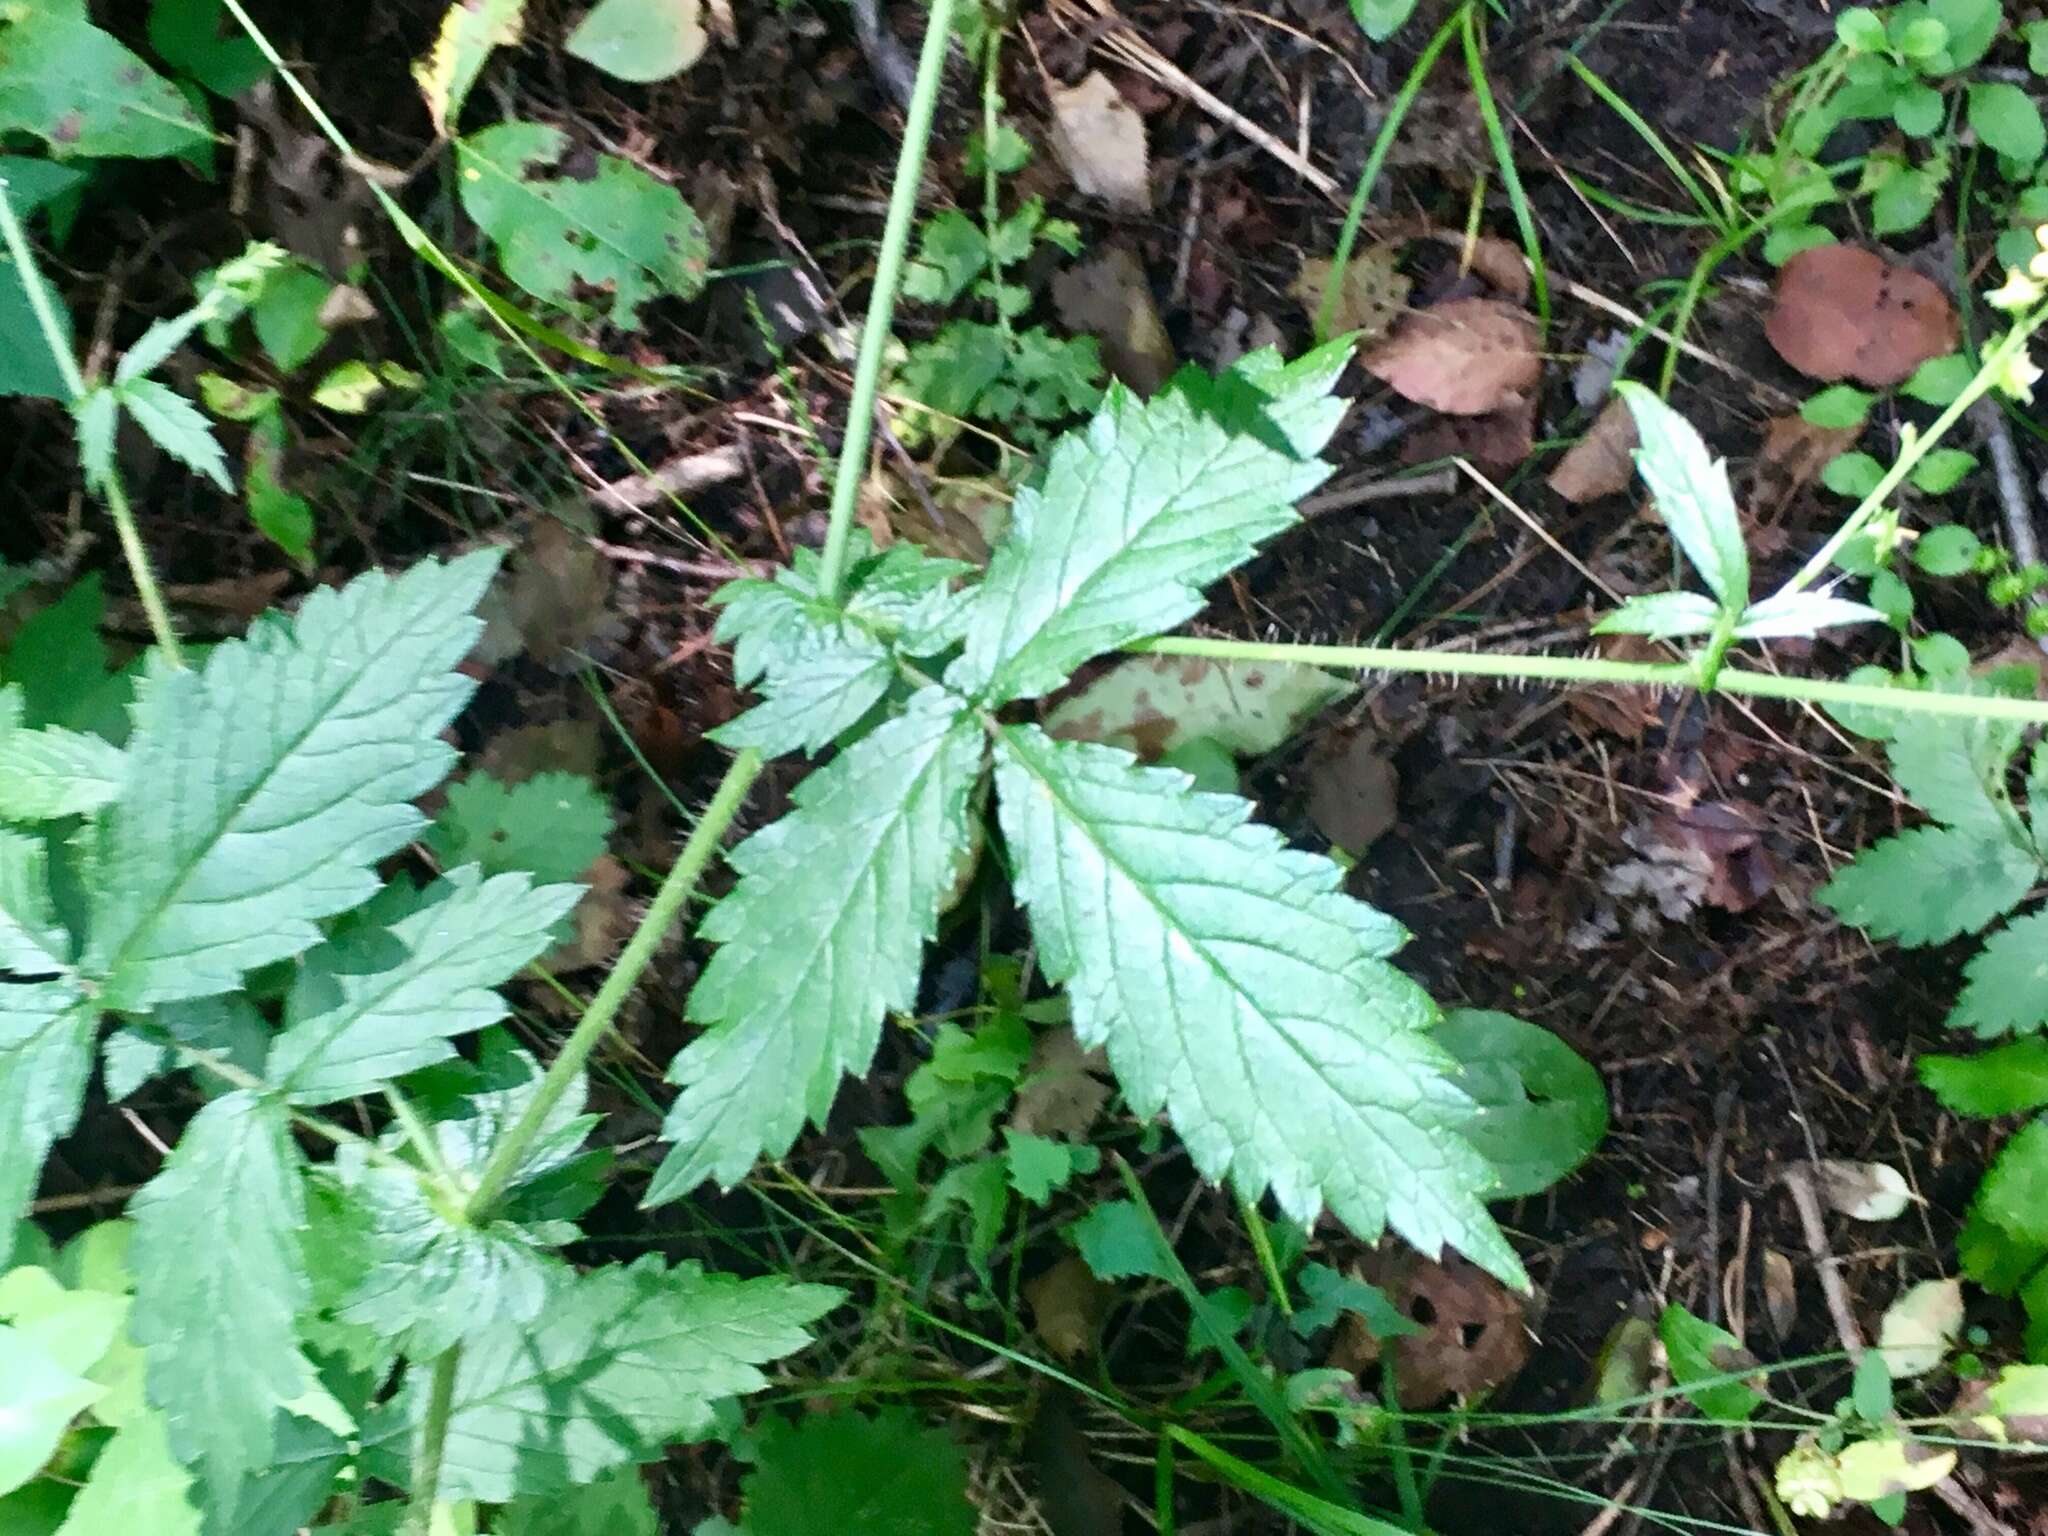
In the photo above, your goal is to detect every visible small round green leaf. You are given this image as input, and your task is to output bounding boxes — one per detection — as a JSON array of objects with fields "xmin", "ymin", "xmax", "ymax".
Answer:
[
  {"xmin": 1912, "ymin": 523, "xmax": 1983, "ymax": 576},
  {"xmin": 1836, "ymin": 9, "xmax": 1887, "ymax": 52},
  {"xmin": 1901, "ymin": 353, "xmax": 1973, "ymax": 406},
  {"xmin": 1910, "ymin": 448, "xmax": 1979, "ymax": 495},
  {"xmin": 1821, "ymin": 451, "xmax": 1885, "ymax": 499},
  {"xmin": 565, "ymin": 0, "xmax": 708, "ymax": 84},
  {"xmin": 1970, "ymin": 83, "xmax": 2047, "ymax": 164},
  {"xmin": 1801, "ymin": 385, "xmax": 1876, "ymax": 429}
]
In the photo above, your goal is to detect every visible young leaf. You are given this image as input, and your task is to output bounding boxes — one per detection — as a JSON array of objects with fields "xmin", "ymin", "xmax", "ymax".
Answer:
[
  {"xmin": 364, "ymin": 1256, "xmax": 840, "ymax": 1501},
  {"xmin": 1613, "ymin": 382, "xmax": 1748, "ymax": 610},
  {"xmin": 1801, "ymin": 385, "xmax": 1875, "ymax": 429},
  {"xmin": 0, "ymin": 0, "xmax": 207, "ymax": 158},
  {"xmin": 1593, "ymin": 591, "xmax": 1720, "ymax": 639},
  {"xmin": 1915, "ymin": 524, "xmax": 1984, "ymax": 575},
  {"xmin": 955, "ymin": 342, "xmax": 1351, "ymax": 705},
  {"xmin": 1818, "ymin": 826, "xmax": 2039, "ymax": 946},
  {"xmin": 1910, "ymin": 448, "xmax": 1979, "ymax": 496},
  {"xmin": 1923, "ymin": 1036, "xmax": 2048, "ymax": 1115},
  {"xmin": 0, "ymin": 721, "xmax": 126, "ymax": 820},
  {"xmin": 741, "ymin": 1410, "xmax": 976, "ymax": 1536},
  {"xmin": 1950, "ymin": 910, "xmax": 2048, "ymax": 1038},
  {"xmin": 1732, "ymin": 591, "xmax": 1885, "ymax": 639},
  {"xmin": 82, "ymin": 553, "xmax": 498, "ymax": 1010},
  {"xmin": 0, "ymin": 982, "xmax": 96, "ymax": 1257},
  {"xmin": 1432, "ymin": 1009, "xmax": 1607, "ymax": 1199},
  {"xmin": 129, "ymin": 1091, "xmax": 312, "ymax": 1501},
  {"xmin": 267, "ymin": 868, "xmax": 581, "ymax": 1101},
  {"xmin": 456, "ymin": 122, "xmax": 709, "ymax": 329},
  {"xmin": 0, "ymin": 1322, "xmax": 102, "ymax": 1496},
  {"xmin": 1659, "ymin": 1303, "xmax": 1763, "ymax": 1422},
  {"xmin": 993, "ymin": 726, "xmax": 1523, "ymax": 1286},
  {"xmin": 1291, "ymin": 1263, "xmax": 1418, "ymax": 1338},
  {"xmin": 649, "ymin": 690, "xmax": 987, "ymax": 1200}
]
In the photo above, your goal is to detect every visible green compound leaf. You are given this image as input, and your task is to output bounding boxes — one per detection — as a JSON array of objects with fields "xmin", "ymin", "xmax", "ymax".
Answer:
[
  {"xmin": 129, "ymin": 1091, "xmax": 311, "ymax": 1503},
  {"xmin": 0, "ymin": 717, "xmax": 125, "ymax": 821},
  {"xmin": 268, "ymin": 867, "xmax": 581, "ymax": 1102},
  {"xmin": 1817, "ymin": 826, "xmax": 2039, "ymax": 947},
  {"xmin": 1923, "ymin": 1035, "xmax": 2048, "ymax": 1115},
  {"xmin": 0, "ymin": 0, "xmax": 207, "ymax": 159},
  {"xmin": 495, "ymin": 1466, "xmax": 658, "ymax": 1536},
  {"xmin": 82, "ymin": 552, "xmax": 498, "ymax": 1010},
  {"xmin": 1433, "ymin": 1009, "xmax": 1607, "ymax": 1199},
  {"xmin": 0, "ymin": 982, "xmax": 95, "ymax": 1261},
  {"xmin": 365, "ymin": 1256, "xmax": 840, "ymax": 1502},
  {"xmin": 427, "ymin": 770, "xmax": 612, "ymax": 884},
  {"xmin": 993, "ymin": 725, "xmax": 1523, "ymax": 1287},
  {"xmin": 1950, "ymin": 910, "xmax": 2048, "ymax": 1039},
  {"xmin": 741, "ymin": 1410, "xmax": 976, "ymax": 1536},
  {"xmin": 1659, "ymin": 1303, "xmax": 1762, "ymax": 1423},
  {"xmin": 1614, "ymin": 382, "xmax": 1748, "ymax": 611},
  {"xmin": 116, "ymin": 380, "xmax": 231, "ymax": 491},
  {"xmin": 649, "ymin": 690, "xmax": 986, "ymax": 1200},
  {"xmin": 1887, "ymin": 717, "xmax": 2025, "ymax": 841},
  {"xmin": 955, "ymin": 342, "xmax": 1351, "ymax": 706},
  {"xmin": 709, "ymin": 538, "xmax": 973, "ymax": 758},
  {"xmin": 456, "ymin": 121, "xmax": 709, "ymax": 329}
]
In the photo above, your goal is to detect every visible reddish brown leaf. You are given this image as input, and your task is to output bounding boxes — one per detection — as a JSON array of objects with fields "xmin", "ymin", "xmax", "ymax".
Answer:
[
  {"xmin": 1764, "ymin": 245, "xmax": 1954, "ymax": 386},
  {"xmin": 1547, "ymin": 395, "xmax": 1639, "ymax": 503},
  {"xmin": 1362, "ymin": 297, "xmax": 1541, "ymax": 415}
]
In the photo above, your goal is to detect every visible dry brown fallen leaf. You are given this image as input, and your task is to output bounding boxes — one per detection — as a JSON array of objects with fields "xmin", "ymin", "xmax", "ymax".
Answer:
[
  {"xmin": 1009, "ymin": 1026, "xmax": 1113, "ymax": 1140},
  {"xmin": 1764, "ymin": 244, "xmax": 1954, "ymax": 387},
  {"xmin": 1048, "ymin": 71, "xmax": 1150, "ymax": 213},
  {"xmin": 1752, "ymin": 413, "xmax": 1860, "ymax": 524},
  {"xmin": 1762, "ymin": 1248, "xmax": 1799, "ymax": 1338},
  {"xmin": 1331, "ymin": 1253, "xmax": 1530, "ymax": 1409},
  {"xmin": 1548, "ymin": 395, "xmax": 1639, "ymax": 503},
  {"xmin": 1051, "ymin": 245, "xmax": 1175, "ymax": 395},
  {"xmin": 1306, "ymin": 725, "xmax": 1400, "ymax": 858},
  {"xmin": 1289, "ymin": 245, "xmax": 1411, "ymax": 346},
  {"xmin": 1025, "ymin": 1255, "xmax": 1112, "ymax": 1362},
  {"xmin": 1404, "ymin": 393, "xmax": 1536, "ymax": 470},
  {"xmin": 1362, "ymin": 297, "xmax": 1541, "ymax": 416}
]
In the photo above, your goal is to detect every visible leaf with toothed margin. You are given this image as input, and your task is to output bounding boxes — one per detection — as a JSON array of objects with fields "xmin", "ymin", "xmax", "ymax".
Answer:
[
  {"xmin": 647, "ymin": 689, "xmax": 988, "ymax": 1202},
  {"xmin": 991, "ymin": 724, "xmax": 1525, "ymax": 1287},
  {"xmin": 952, "ymin": 342, "xmax": 1352, "ymax": 706},
  {"xmin": 0, "ymin": 980, "xmax": 96, "ymax": 1264}
]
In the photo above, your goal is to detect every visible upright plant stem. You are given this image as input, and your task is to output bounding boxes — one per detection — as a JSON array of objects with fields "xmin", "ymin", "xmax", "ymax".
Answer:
[
  {"xmin": 405, "ymin": 6, "xmax": 960, "ymax": 1525},
  {"xmin": 0, "ymin": 182, "xmax": 184, "ymax": 666},
  {"xmin": 816, "ymin": 0, "xmax": 960, "ymax": 598}
]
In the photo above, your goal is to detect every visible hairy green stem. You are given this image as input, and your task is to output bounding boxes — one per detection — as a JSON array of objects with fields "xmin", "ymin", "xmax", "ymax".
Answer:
[
  {"xmin": 405, "ymin": 1349, "xmax": 462, "ymax": 1530},
  {"xmin": 1318, "ymin": 5, "xmax": 1465, "ymax": 344},
  {"xmin": 816, "ymin": 0, "xmax": 959, "ymax": 598},
  {"xmin": 1134, "ymin": 634, "xmax": 2048, "ymax": 724},
  {"xmin": 0, "ymin": 181, "xmax": 185, "ymax": 666},
  {"xmin": 981, "ymin": 30, "xmax": 1011, "ymax": 343}
]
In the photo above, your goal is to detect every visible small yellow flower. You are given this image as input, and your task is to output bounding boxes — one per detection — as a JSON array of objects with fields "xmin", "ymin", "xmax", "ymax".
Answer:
[
  {"xmin": 1994, "ymin": 344, "xmax": 2044, "ymax": 404},
  {"xmin": 2035, "ymin": 222, "xmax": 2048, "ymax": 252},
  {"xmin": 1987, "ymin": 266, "xmax": 2045, "ymax": 311},
  {"xmin": 2031, "ymin": 248, "xmax": 2048, "ymax": 281},
  {"xmin": 1774, "ymin": 1444, "xmax": 1842, "ymax": 1522}
]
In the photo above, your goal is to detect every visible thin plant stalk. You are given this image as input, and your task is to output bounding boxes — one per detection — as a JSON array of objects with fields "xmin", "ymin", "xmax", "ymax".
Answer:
[
  {"xmin": 1461, "ymin": 5, "xmax": 1548, "ymax": 333},
  {"xmin": 0, "ymin": 181, "xmax": 184, "ymax": 666},
  {"xmin": 1317, "ymin": 5, "xmax": 1466, "ymax": 344},
  {"xmin": 401, "ymin": 1, "xmax": 961, "ymax": 1524}
]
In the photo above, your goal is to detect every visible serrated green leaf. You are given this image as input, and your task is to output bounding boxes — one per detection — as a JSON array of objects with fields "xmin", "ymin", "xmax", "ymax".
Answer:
[
  {"xmin": 0, "ymin": 0, "xmax": 207, "ymax": 159},
  {"xmin": 651, "ymin": 690, "xmax": 985, "ymax": 1198},
  {"xmin": 268, "ymin": 868, "xmax": 580, "ymax": 1101},
  {"xmin": 993, "ymin": 725, "xmax": 1522, "ymax": 1285},
  {"xmin": 0, "ymin": 832, "xmax": 72, "ymax": 972},
  {"xmin": 1659, "ymin": 1303, "xmax": 1762, "ymax": 1422},
  {"xmin": 456, "ymin": 122, "xmax": 709, "ymax": 329},
  {"xmin": 1292, "ymin": 1262, "xmax": 1417, "ymax": 1339},
  {"xmin": 902, "ymin": 210, "xmax": 989, "ymax": 306},
  {"xmin": 72, "ymin": 389, "xmax": 117, "ymax": 487},
  {"xmin": 1887, "ymin": 716, "xmax": 2026, "ymax": 840},
  {"xmin": 1433, "ymin": 1009, "xmax": 1606, "ymax": 1199},
  {"xmin": 1593, "ymin": 592, "xmax": 1721, "ymax": 639},
  {"xmin": 365, "ymin": 1256, "xmax": 839, "ymax": 1502},
  {"xmin": 0, "ymin": 1322, "xmax": 102, "ymax": 1496},
  {"xmin": 0, "ymin": 721, "xmax": 125, "ymax": 820},
  {"xmin": 1614, "ymin": 382, "xmax": 1748, "ymax": 610},
  {"xmin": 82, "ymin": 553, "xmax": 497, "ymax": 1010},
  {"xmin": 955, "ymin": 342, "xmax": 1351, "ymax": 705},
  {"xmin": 1924, "ymin": 1035, "xmax": 2048, "ymax": 1114},
  {"xmin": 1951, "ymin": 910, "xmax": 2048, "ymax": 1039},
  {"xmin": 709, "ymin": 539, "xmax": 970, "ymax": 757},
  {"xmin": 1002, "ymin": 1128, "xmax": 1098, "ymax": 1203},
  {"xmin": 428, "ymin": 771, "xmax": 612, "ymax": 884},
  {"xmin": 249, "ymin": 263, "xmax": 335, "ymax": 375},
  {"xmin": 413, "ymin": 0, "xmax": 524, "ymax": 135},
  {"xmin": 129, "ymin": 1091, "xmax": 311, "ymax": 1501},
  {"xmin": 741, "ymin": 1410, "xmax": 975, "ymax": 1536},
  {"xmin": 6, "ymin": 576, "xmax": 128, "ymax": 739},
  {"xmin": 1817, "ymin": 826, "xmax": 2039, "ymax": 946},
  {"xmin": 0, "ymin": 983, "xmax": 95, "ymax": 1261},
  {"xmin": 50, "ymin": 1410, "xmax": 199, "ymax": 1536},
  {"xmin": 1070, "ymin": 1199, "xmax": 1173, "ymax": 1281},
  {"xmin": 566, "ymin": 0, "xmax": 706, "ymax": 82},
  {"xmin": 406, "ymin": 1038, "xmax": 611, "ymax": 1223},
  {"xmin": 1980, "ymin": 1117, "xmax": 2048, "ymax": 1246},
  {"xmin": 495, "ymin": 1466, "xmax": 657, "ymax": 1536}
]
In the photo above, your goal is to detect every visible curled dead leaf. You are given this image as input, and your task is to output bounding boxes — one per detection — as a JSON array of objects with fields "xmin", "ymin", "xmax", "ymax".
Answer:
[
  {"xmin": 1765, "ymin": 245, "xmax": 1954, "ymax": 387},
  {"xmin": 1548, "ymin": 395, "xmax": 1639, "ymax": 504},
  {"xmin": 1362, "ymin": 297, "xmax": 1541, "ymax": 416},
  {"xmin": 1334, "ymin": 1253, "xmax": 1530, "ymax": 1408}
]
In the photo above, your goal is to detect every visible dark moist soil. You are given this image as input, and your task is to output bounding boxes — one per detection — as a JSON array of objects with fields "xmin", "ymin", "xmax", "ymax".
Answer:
[{"xmin": 10, "ymin": 0, "xmax": 2047, "ymax": 1532}]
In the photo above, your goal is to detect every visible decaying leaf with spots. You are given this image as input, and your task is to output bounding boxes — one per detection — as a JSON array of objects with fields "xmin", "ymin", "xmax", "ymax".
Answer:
[
  {"xmin": 1765, "ymin": 246, "xmax": 1954, "ymax": 387},
  {"xmin": 1045, "ymin": 654, "xmax": 1350, "ymax": 761},
  {"xmin": 1291, "ymin": 246, "xmax": 1410, "ymax": 348},
  {"xmin": 1362, "ymin": 298, "xmax": 1541, "ymax": 416}
]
